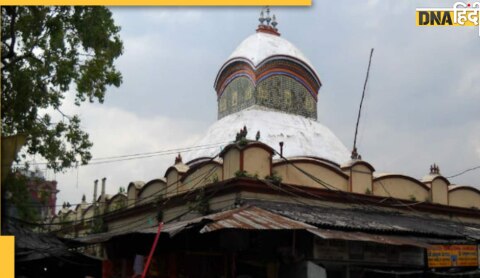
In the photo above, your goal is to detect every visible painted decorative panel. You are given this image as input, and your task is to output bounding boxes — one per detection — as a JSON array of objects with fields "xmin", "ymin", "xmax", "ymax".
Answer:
[{"xmin": 218, "ymin": 75, "xmax": 317, "ymax": 119}]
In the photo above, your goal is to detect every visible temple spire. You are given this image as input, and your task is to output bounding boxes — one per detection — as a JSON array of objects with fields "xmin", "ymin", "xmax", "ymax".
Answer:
[
  {"xmin": 257, "ymin": 7, "xmax": 280, "ymax": 36},
  {"xmin": 259, "ymin": 9, "xmax": 265, "ymax": 25},
  {"xmin": 265, "ymin": 7, "xmax": 271, "ymax": 25},
  {"xmin": 272, "ymin": 14, "xmax": 278, "ymax": 29}
]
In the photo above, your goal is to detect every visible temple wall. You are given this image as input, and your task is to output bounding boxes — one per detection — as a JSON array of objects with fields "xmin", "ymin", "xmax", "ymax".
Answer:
[
  {"xmin": 182, "ymin": 164, "xmax": 222, "ymax": 192},
  {"xmin": 430, "ymin": 178, "xmax": 448, "ymax": 205},
  {"xmin": 373, "ymin": 177, "xmax": 429, "ymax": 202},
  {"xmin": 274, "ymin": 162, "xmax": 348, "ymax": 191},
  {"xmin": 138, "ymin": 180, "xmax": 165, "ymax": 205},
  {"xmin": 223, "ymin": 148, "xmax": 241, "ymax": 179},
  {"xmin": 449, "ymin": 188, "xmax": 480, "ymax": 209},
  {"xmin": 243, "ymin": 147, "xmax": 271, "ymax": 178}
]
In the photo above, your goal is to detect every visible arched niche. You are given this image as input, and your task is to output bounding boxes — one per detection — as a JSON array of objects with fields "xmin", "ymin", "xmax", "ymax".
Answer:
[
  {"xmin": 273, "ymin": 157, "xmax": 348, "ymax": 191},
  {"xmin": 341, "ymin": 160, "xmax": 375, "ymax": 195},
  {"xmin": 423, "ymin": 175, "xmax": 450, "ymax": 205},
  {"xmin": 127, "ymin": 181, "xmax": 145, "ymax": 207},
  {"xmin": 373, "ymin": 174, "xmax": 430, "ymax": 201},
  {"xmin": 181, "ymin": 161, "xmax": 223, "ymax": 193},
  {"xmin": 138, "ymin": 179, "xmax": 166, "ymax": 204},
  {"xmin": 448, "ymin": 186, "xmax": 480, "ymax": 209},
  {"xmin": 107, "ymin": 193, "xmax": 127, "ymax": 212}
]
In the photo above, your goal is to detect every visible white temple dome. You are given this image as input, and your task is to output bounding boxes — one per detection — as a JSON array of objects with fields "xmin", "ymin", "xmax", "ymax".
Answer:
[
  {"xmin": 188, "ymin": 13, "xmax": 350, "ymax": 164},
  {"xmin": 227, "ymin": 32, "xmax": 315, "ymax": 69},
  {"xmin": 186, "ymin": 107, "xmax": 350, "ymax": 164}
]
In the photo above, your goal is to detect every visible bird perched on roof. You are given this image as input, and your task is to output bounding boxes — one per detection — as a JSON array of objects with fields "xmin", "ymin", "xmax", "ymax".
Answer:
[{"xmin": 175, "ymin": 153, "xmax": 182, "ymax": 164}]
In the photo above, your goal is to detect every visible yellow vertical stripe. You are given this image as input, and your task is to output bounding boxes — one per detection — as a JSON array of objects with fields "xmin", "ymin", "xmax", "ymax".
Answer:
[{"xmin": 0, "ymin": 236, "xmax": 15, "ymax": 278}]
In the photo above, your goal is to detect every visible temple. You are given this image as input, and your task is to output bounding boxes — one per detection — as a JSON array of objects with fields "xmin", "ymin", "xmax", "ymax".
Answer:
[{"xmin": 48, "ymin": 9, "xmax": 480, "ymax": 278}]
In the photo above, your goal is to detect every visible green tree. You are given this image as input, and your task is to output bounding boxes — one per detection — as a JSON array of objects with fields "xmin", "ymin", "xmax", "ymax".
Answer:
[
  {"xmin": 3, "ymin": 173, "xmax": 39, "ymax": 222},
  {"xmin": 1, "ymin": 7, "xmax": 123, "ymax": 172}
]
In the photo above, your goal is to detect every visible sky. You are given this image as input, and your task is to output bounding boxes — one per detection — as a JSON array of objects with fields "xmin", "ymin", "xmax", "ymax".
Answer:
[{"xmin": 34, "ymin": 1, "xmax": 479, "ymax": 210}]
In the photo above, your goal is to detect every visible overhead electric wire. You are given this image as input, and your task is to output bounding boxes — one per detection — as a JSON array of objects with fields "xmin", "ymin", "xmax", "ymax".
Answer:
[
  {"xmin": 269, "ymin": 164, "xmax": 471, "ymax": 239},
  {"xmin": 368, "ymin": 176, "xmax": 474, "ymax": 240},
  {"xmin": 74, "ymin": 197, "xmax": 235, "ymax": 239},
  {"xmin": 17, "ymin": 167, "xmax": 219, "ymax": 211},
  {"xmin": 23, "ymin": 150, "xmax": 224, "ymax": 234},
  {"xmin": 258, "ymin": 178, "xmax": 330, "ymax": 209},
  {"xmin": 270, "ymin": 148, "xmax": 479, "ymax": 240},
  {"xmin": 272, "ymin": 148, "xmax": 389, "ymax": 212},
  {"xmin": 256, "ymin": 176, "xmax": 411, "ymax": 237},
  {"xmin": 19, "ymin": 160, "xmax": 218, "ymax": 227},
  {"xmin": 446, "ymin": 165, "xmax": 480, "ymax": 179},
  {"xmin": 57, "ymin": 183, "xmax": 233, "ymax": 238},
  {"xmin": 13, "ymin": 141, "xmax": 229, "ymax": 167},
  {"xmin": 20, "ymin": 140, "xmax": 478, "ymax": 241},
  {"xmin": 88, "ymin": 153, "xmax": 222, "ymax": 234},
  {"xmin": 163, "ymin": 184, "xmax": 228, "ymax": 225},
  {"xmin": 15, "ymin": 157, "xmax": 221, "ymax": 211}
]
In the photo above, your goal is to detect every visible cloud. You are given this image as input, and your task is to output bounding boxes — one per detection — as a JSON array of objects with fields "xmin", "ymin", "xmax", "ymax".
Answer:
[
  {"xmin": 51, "ymin": 95, "xmax": 204, "ymax": 208},
  {"xmin": 32, "ymin": 3, "xmax": 480, "ymax": 209},
  {"xmin": 111, "ymin": 7, "xmax": 202, "ymax": 32},
  {"xmin": 142, "ymin": 9, "xmax": 202, "ymax": 25},
  {"xmin": 470, "ymin": 123, "xmax": 480, "ymax": 159},
  {"xmin": 456, "ymin": 65, "xmax": 480, "ymax": 98}
]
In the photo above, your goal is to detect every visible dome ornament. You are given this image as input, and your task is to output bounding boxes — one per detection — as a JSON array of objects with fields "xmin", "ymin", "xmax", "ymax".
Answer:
[
  {"xmin": 256, "ymin": 7, "xmax": 280, "ymax": 36},
  {"xmin": 265, "ymin": 7, "xmax": 272, "ymax": 25},
  {"xmin": 259, "ymin": 9, "xmax": 265, "ymax": 25},
  {"xmin": 272, "ymin": 14, "xmax": 278, "ymax": 30},
  {"xmin": 430, "ymin": 163, "xmax": 440, "ymax": 175}
]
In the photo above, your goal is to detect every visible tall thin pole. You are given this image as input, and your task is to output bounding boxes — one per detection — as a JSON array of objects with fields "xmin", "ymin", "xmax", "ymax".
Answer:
[
  {"xmin": 352, "ymin": 48, "xmax": 374, "ymax": 159},
  {"xmin": 142, "ymin": 222, "xmax": 164, "ymax": 278}
]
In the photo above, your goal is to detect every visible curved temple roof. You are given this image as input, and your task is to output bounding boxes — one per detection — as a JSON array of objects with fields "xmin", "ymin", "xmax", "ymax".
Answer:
[
  {"xmin": 185, "ymin": 107, "xmax": 350, "ymax": 164},
  {"xmin": 221, "ymin": 32, "xmax": 321, "ymax": 88},
  {"xmin": 228, "ymin": 32, "xmax": 314, "ymax": 68}
]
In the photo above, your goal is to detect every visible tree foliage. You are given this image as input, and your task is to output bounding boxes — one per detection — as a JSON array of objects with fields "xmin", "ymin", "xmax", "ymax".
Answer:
[
  {"xmin": 3, "ymin": 173, "xmax": 39, "ymax": 222},
  {"xmin": 1, "ymin": 6, "xmax": 123, "ymax": 171}
]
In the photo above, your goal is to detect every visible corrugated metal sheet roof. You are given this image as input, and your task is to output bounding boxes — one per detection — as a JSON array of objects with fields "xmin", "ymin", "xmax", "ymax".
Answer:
[
  {"xmin": 245, "ymin": 200, "xmax": 480, "ymax": 240},
  {"xmin": 74, "ymin": 216, "xmax": 203, "ymax": 244},
  {"xmin": 75, "ymin": 205, "xmax": 314, "ymax": 244},
  {"xmin": 73, "ymin": 229, "xmax": 126, "ymax": 244},
  {"xmin": 72, "ymin": 202, "xmax": 480, "ymax": 245},
  {"xmin": 139, "ymin": 216, "xmax": 209, "ymax": 236},
  {"xmin": 6, "ymin": 219, "xmax": 96, "ymax": 262},
  {"xmin": 308, "ymin": 229, "xmax": 432, "ymax": 248},
  {"xmin": 200, "ymin": 206, "xmax": 315, "ymax": 233},
  {"xmin": 142, "ymin": 205, "xmax": 315, "ymax": 235},
  {"xmin": 465, "ymin": 226, "xmax": 480, "ymax": 239}
]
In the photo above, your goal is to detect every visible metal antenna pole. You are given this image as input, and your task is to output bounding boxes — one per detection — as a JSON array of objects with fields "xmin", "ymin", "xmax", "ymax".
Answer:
[{"xmin": 352, "ymin": 48, "xmax": 374, "ymax": 160}]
